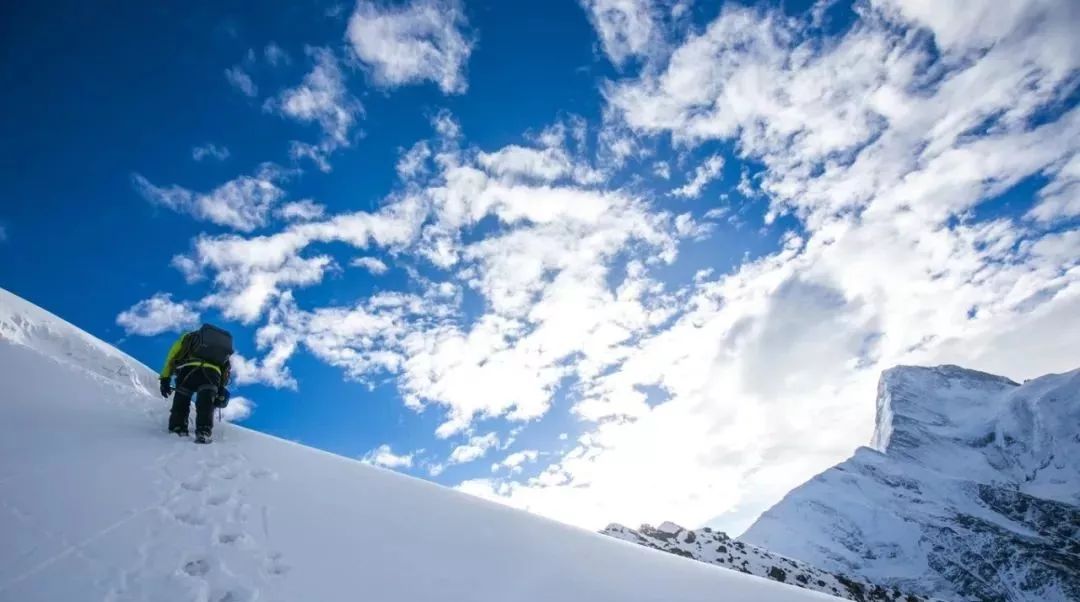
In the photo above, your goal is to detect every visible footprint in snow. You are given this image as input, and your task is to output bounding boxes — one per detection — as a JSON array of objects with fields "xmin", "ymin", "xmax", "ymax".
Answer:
[
  {"xmin": 182, "ymin": 558, "xmax": 212, "ymax": 577},
  {"xmin": 265, "ymin": 552, "xmax": 290, "ymax": 576},
  {"xmin": 214, "ymin": 588, "xmax": 256, "ymax": 602},
  {"xmin": 250, "ymin": 468, "xmax": 276, "ymax": 480},
  {"xmin": 173, "ymin": 509, "xmax": 207, "ymax": 526},
  {"xmin": 217, "ymin": 531, "xmax": 246, "ymax": 545},
  {"xmin": 181, "ymin": 478, "xmax": 207, "ymax": 492},
  {"xmin": 206, "ymin": 490, "xmax": 233, "ymax": 506}
]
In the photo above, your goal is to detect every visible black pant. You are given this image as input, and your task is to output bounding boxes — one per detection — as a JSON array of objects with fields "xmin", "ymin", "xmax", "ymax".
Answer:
[{"xmin": 168, "ymin": 366, "xmax": 221, "ymax": 434}]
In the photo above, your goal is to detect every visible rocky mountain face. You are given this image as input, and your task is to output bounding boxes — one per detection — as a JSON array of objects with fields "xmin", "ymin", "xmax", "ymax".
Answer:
[
  {"xmin": 741, "ymin": 365, "xmax": 1080, "ymax": 602},
  {"xmin": 603, "ymin": 522, "xmax": 928, "ymax": 602},
  {"xmin": 606, "ymin": 365, "xmax": 1080, "ymax": 602}
]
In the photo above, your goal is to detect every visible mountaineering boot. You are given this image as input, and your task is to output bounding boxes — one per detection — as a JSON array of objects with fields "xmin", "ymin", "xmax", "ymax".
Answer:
[
  {"xmin": 169, "ymin": 425, "xmax": 189, "ymax": 437},
  {"xmin": 194, "ymin": 429, "xmax": 212, "ymax": 444}
]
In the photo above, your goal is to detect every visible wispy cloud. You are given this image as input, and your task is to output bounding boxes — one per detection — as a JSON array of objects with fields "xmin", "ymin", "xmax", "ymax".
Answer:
[
  {"xmin": 132, "ymin": 163, "xmax": 288, "ymax": 232},
  {"xmin": 670, "ymin": 154, "xmax": 723, "ymax": 198},
  {"xmin": 579, "ymin": 0, "xmax": 662, "ymax": 67},
  {"xmin": 396, "ymin": 141, "xmax": 433, "ymax": 179},
  {"xmin": 268, "ymin": 48, "xmax": 362, "ymax": 172},
  {"xmin": 351, "ymin": 256, "xmax": 389, "ymax": 275},
  {"xmin": 491, "ymin": 449, "xmax": 539, "ymax": 474},
  {"xmin": 275, "ymin": 199, "xmax": 326, "ymax": 222},
  {"xmin": 448, "ymin": 432, "xmax": 500, "ymax": 465},
  {"xmin": 191, "ymin": 142, "xmax": 230, "ymax": 162},
  {"xmin": 346, "ymin": 0, "xmax": 473, "ymax": 94},
  {"xmin": 225, "ymin": 65, "xmax": 257, "ymax": 97},
  {"xmin": 264, "ymin": 42, "xmax": 291, "ymax": 66},
  {"xmin": 1027, "ymin": 153, "xmax": 1080, "ymax": 222}
]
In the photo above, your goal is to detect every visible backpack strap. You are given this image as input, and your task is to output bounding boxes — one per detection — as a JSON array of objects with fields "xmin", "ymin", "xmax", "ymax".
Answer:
[{"xmin": 160, "ymin": 332, "xmax": 191, "ymax": 378}]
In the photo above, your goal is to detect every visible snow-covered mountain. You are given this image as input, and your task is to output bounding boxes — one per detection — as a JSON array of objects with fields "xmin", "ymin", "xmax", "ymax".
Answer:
[
  {"xmin": 603, "ymin": 522, "xmax": 929, "ymax": 602},
  {"xmin": 741, "ymin": 365, "xmax": 1080, "ymax": 602},
  {"xmin": 0, "ymin": 287, "xmax": 837, "ymax": 602}
]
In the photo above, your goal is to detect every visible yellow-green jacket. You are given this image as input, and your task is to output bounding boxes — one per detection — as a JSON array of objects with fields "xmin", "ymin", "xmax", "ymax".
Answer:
[{"xmin": 160, "ymin": 331, "xmax": 232, "ymax": 385}]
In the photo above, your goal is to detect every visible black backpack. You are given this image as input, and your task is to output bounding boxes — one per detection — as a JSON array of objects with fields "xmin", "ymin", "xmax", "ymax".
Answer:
[{"xmin": 188, "ymin": 323, "xmax": 234, "ymax": 366}]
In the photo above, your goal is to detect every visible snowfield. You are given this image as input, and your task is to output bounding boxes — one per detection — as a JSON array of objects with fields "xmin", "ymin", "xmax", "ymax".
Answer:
[{"xmin": 0, "ymin": 288, "xmax": 836, "ymax": 602}]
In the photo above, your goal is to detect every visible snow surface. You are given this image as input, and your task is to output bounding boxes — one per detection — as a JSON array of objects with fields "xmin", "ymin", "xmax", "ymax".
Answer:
[
  {"xmin": 0, "ymin": 287, "xmax": 836, "ymax": 602},
  {"xmin": 741, "ymin": 365, "xmax": 1080, "ymax": 602}
]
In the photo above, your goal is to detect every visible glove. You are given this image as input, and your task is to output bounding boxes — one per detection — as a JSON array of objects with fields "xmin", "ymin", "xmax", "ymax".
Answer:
[
  {"xmin": 159, "ymin": 377, "xmax": 173, "ymax": 398},
  {"xmin": 214, "ymin": 387, "xmax": 230, "ymax": 409}
]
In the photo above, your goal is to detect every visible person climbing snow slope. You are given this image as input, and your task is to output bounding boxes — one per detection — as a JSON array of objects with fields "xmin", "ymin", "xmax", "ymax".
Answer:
[{"xmin": 159, "ymin": 323, "xmax": 233, "ymax": 443}]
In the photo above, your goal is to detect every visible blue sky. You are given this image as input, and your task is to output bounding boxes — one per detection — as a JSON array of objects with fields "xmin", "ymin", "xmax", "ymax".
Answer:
[{"xmin": 2, "ymin": 0, "xmax": 1077, "ymax": 534}]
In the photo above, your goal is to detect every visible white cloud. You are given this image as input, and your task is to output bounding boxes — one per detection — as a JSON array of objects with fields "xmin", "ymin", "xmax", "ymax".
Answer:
[
  {"xmin": 174, "ymin": 190, "xmax": 425, "ymax": 323},
  {"xmin": 448, "ymin": 432, "xmax": 500, "ymax": 465},
  {"xmin": 492, "ymin": 449, "xmax": 539, "ymax": 474},
  {"xmin": 362, "ymin": 444, "xmax": 414, "ymax": 468},
  {"xmin": 870, "ymin": 0, "xmax": 1043, "ymax": 51},
  {"xmin": 132, "ymin": 163, "xmax": 288, "ymax": 232},
  {"xmin": 476, "ymin": 144, "xmax": 603, "ymax": 185},
  {"xmin": 225, "ymin": 65, "xmax": 257, "ymax": 97},
  {"xmin": 192, "ymin": 143, "xmax": 230, "ymax": 162},
  {"xmin": 116, "ymin": 293, "xmax": 200, "ymax": 336},
  {"xmin": 231, "ymin": 348, "xmax": 298, "ymax": 390},
  {"xmin": 736, "ymin": 168, "xmax": 757, "ymax": 198},
  {"xmin": 346, "ymin": 0, "xmax": 473, "ymax": 94},
  {"xmin": 397, "ymin": 141, "xmax": 432, "ymax": 180},
  {"xmin": 670, "ymin": 154, "xmax": 724, "ymax": 198},
  {"xmin": 580, "ymin": 0, "xmax": 661, "ymax": 67},
  {"xmin": 1028, "ymin": 153, "xmax": 1080, "ymax": 222},
  {"xmin": 264, "ymin": 42, "xmax": 291, "ymax": 66},
  {"xmin": 477, "ymin": 146, "xmax": 571, "ymax": 183},
  {"xmin": 351, "ymin": 256, "xmax": 389, "ymax": 275},
  {"xmin": 276, "ymin": 199, "xmax": 326, "ymax": 222},
  {"xmin": 269, "ymin": 48, "xmax": 363, "ymax": 172},
  {"xmin": 220, "ymin": 395, "xmax": 255, "ymax": 422}
]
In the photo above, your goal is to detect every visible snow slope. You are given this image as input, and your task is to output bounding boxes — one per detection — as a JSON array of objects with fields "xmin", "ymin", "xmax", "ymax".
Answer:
[
  {"xmin": 602, "ymin": 523, "xmax": 930, "ymax": 602},
  {"xmin": 741, "ymin": 365, "xmax": 1080, "ymax": 602},
  {"xmin": 0, "ymin": 287, "xmax": 836, "ymax": 602}
]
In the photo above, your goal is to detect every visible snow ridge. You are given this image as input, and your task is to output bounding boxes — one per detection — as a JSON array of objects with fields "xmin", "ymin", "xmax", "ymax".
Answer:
[
  {"xmin": 602, "ymin": 523, "xmax": 931, "ymax": 602},
  {"xmin": 0, "ymin": 287, "xmax": 159, "ymax": 396}
]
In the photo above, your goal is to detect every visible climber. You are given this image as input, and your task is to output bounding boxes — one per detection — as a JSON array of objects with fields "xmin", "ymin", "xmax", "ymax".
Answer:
[{"xmin": 159, "ymin": 323, "xmax": 233, "ymax": 443}]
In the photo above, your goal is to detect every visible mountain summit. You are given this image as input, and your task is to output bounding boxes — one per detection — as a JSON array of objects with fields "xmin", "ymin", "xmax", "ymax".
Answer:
[
  {"xmin": 741, "ymin": 365, "xmax": 1080, "ymax": 601},
  {"xmin": 606, "ymin": 365, "xmax": 1079, "ymax": 601},
  {"xmin": 0, "ymin": 287, "xmax": 832, "ymax": 601}
]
